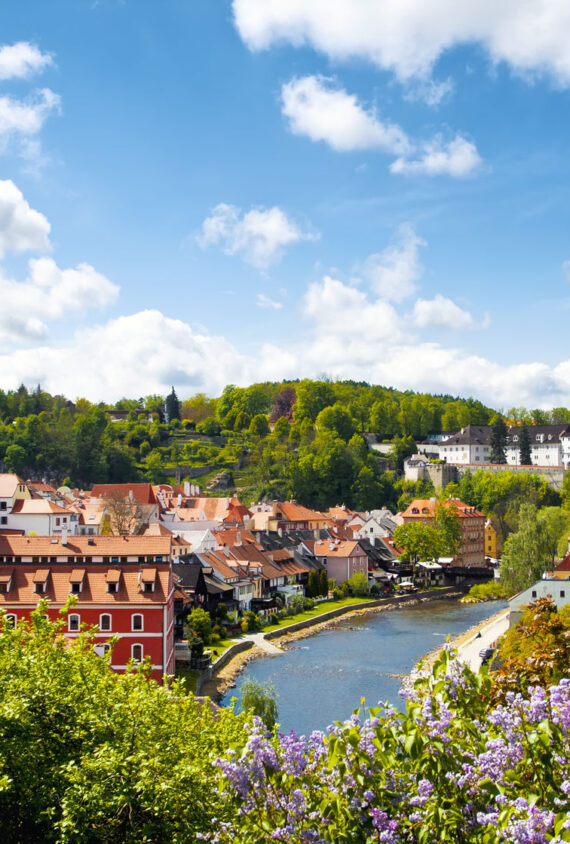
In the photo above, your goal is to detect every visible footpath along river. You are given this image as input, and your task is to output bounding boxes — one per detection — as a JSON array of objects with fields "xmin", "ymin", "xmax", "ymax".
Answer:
[{"xmin": 223, "ymin": 599, "xmax": 507, "ymax": 735}]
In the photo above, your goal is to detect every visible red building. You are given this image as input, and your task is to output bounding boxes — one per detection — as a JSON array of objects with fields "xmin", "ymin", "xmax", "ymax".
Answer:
[{"xmin": 0, "ymin": 564, "xmax": 174, "ymax": 682}]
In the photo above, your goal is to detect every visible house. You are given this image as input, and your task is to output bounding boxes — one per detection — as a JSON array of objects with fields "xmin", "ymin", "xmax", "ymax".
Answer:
[
  {"xmin": 351, "ymin": 509, "xmax": 398, "ymax": 541},
  {"xmin": 414, "ymin": 561, "xmax": 444, "ymax": 587},
  {"xmin": 7, "ymin": 498, "xmax": 80, "ymax": 536},
  {"xmin": 485, "ymin": 519, "xmax": 501, "ymax": 560},
  {"xmin": 269, "ymin": 501, "xmax": 330, "ymax": 532},
  {"xmin": 90, "ymin": 483, "xmax": 159, "ymax": 506},
  {"xmin": 506, "ymin": 425, "xmax": 570, "ymax": 468},
  {"xmin": 439, "ymin": 426, "xmax": 492, "ymax": 465},
  {"xmin": 400, "ymin": 498, "xmax": 486, "ymax": 567},
  {"xmin": 0, "ymin": 474, "xmax": 31, "ymax": 529},
  {"xmin": 312, "ymin": 539, "xmax": 368, "ymax": 585},
  {"xmin": 508, "ymin": 578, "xmax": 570, "ymax": 627},
  {"xmin": 0, "ymin": 563, "xmax": 174, "ymax": 682}
]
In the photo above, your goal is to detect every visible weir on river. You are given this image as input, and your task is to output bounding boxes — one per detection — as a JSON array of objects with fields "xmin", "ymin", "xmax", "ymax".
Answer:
[{"xmin": 224, "ymin": 600, "xmax": 507, "ymax": 735}]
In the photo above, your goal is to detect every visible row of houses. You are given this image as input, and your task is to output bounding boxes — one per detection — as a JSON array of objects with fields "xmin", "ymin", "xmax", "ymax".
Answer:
[{"xmin": 435, "ymin": 424, "xmax": 570, "ymax": 468}]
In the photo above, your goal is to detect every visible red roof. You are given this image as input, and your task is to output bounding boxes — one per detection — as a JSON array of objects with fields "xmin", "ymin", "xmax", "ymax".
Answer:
[{"xmin": 90, "ymin": 484, "xmax": 157, "ymax": 505}]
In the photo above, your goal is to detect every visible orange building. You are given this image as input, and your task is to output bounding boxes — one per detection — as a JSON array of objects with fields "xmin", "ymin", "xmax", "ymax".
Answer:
[{"xmin": 400, "ymin": 498, "xmax": 486, "ymax": 567}]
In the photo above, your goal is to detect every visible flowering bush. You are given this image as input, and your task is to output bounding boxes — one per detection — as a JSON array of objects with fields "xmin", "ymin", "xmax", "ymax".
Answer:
[{"xmin": 210, "ymin": 648, "xmax": 570, "ymax": 842}]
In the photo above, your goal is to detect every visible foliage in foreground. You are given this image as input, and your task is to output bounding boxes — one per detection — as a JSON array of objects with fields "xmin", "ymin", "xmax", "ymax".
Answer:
[
  {"xmin": 211, "ymin": 647, "xmax": 570, "ymax": 843},
  {"xmin": 0, "ymin": 605, "xmax": 248, "ymax": 843}
]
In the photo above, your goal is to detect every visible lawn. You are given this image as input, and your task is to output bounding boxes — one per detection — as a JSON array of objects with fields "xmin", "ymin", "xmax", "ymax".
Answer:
[
  {"xmin": 204, "ymin": 636, "xmax": 236, "ymax": 659},
  {"xmin": 261, "ymin": 596, "xmax": 378, "ymax": 634}
]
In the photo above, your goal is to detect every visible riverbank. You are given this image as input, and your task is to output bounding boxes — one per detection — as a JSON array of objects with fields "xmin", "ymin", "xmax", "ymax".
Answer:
[
  {"xmin": 203, "ymin": 588, "xmax": 463, "ymax": 702},
  {"xmin": 413, "ymin": 603, "xmax": 508, "ymax": 672}
]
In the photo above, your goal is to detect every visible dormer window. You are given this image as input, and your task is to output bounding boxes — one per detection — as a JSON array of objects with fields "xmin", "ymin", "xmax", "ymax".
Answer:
[
  {"xmin": 106, "ymin": 569, "xmax": 121, "ymax": 593},
  {"xmin": 0, "ymin": 570, "xmax": 14, "ymax": 594},
  {"xmin": 33, "ymin": 569, "xmax": 50, "ymax": 594},
  {"xmin": 69, "ymin": 570, "xmax": 85, "ymax": 594},
  {"xmin": 140, "ymin": 568, "xmax": 156, "ymax": 593}
]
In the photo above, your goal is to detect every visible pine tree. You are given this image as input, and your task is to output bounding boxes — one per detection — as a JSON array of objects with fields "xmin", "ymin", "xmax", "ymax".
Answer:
[
  {"xmin": 165, "ymin": 386, "xmax": 180, "ymax": 422},
  {"xmin": 519, "ymin": 424, "xmax": 532, "ymax": 465},
  {"xmin": 319, "ymin": 568, "xmax": 329, "ymax": 597},
  {"xmin": 489, "ymin": 416, "xmax": 507, "ymax": 463}
]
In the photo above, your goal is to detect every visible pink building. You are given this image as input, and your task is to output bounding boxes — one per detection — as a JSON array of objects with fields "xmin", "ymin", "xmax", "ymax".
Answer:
[{"xmin": 313, "ymin": 539, "xmax": 368, "ymax": 585}]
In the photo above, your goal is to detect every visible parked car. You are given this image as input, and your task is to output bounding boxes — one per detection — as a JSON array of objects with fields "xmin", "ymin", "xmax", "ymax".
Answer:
[{"xmin": 479, "ymin": 647, "xmax": 494, "ymax": 664}]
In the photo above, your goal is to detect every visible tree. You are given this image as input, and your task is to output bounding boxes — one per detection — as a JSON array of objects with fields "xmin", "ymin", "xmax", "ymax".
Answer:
[
  {"xmin": 435, "ymin": 502, "xmax": 462, "ymax": 557},
  {"xmin": 240, "ymin": 678, "xmax": 279, "ymax": 731},
  {"xmin": 4, "ymin": 444, "xmax": 27, "ymax": 475},
  {"xmin": 519, "ymin": 424, "xmax": 532, "ymax": 465},
  {"xmin": 319, "ymin": 568, "xmax": 329, "ymax": 597},
  {"xmin": 272, "ymin": 416, "xmax": 290, "ymax": 440},
  {"xmin": 315, "ymin": 403, "xmax": 355, "ymax": 442},
  {"xmin": 387, "ymin": 435, "xmax": 417, "ymax": 472},
  {"xmin": 102, "ymin": 491, "xmax": 143, "ymax": 536},
  {"xmin": 269, "ymin": 387, "xmax": 297, "ymax": 422},
  {"xmin": 393, "ymin": 521, "xmax": 443, "ymax": 563},
  {"xmin": 499, "ymin": 502, "xmax": 552, "ymax": 595},
  {"xmin": 307, "ymin": 570, "xmax": 320, "ymax": 598},
  {"xmin": 0, "ymin": 603, "xmax": 248, "ymax": 843},
  {"xmin": 186, "ymin": 607, "xmax": 212, "ymax": 644},
  {"xmin": 165, "ymin": 386, "xmax": 180, "ymax": 422},
  {"xmin": 489, "ymin": 416, "xmax": 507, "ymax": 463},
  {"xmin": 346, "ymin": 571, "xmax": 369, "ymax": 597},
  {"xmin": 248, "ymin": 414, "xmax": 270, "ymax": 438}
]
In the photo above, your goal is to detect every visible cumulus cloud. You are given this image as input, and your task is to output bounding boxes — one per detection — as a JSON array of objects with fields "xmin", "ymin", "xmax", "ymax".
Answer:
[
  {"xmin": 412, "ymin": 294, "xmax": 474, "ymax": 329},
  {"xmin": 391, "ymin": 134, "xmax": 482, "ymax": 177},
  {"xmin": 279, "ymin": 76, "xmax": 481, "ymax": 176},
  {"xmin": 361, "ymin": 224, "xmax": 425, "ymax": 302},
  {"xmin": 233, "ymin": 0, "xmax": 570, "ymax": 87},
  {"xmin": 0, "ymin": 179, "xmax": 51, "ymax": 256},
  {"xmin": 0, "ymin": 257, "xmax": 119, "ymax": 342},
  {"xmin": 198, "ymin": 203, "xmax": 318, "ymax": 269},
  {"xmin": 0, "ymin": 42, "xmax": 53, "ymax": 80},
  {"xmin": 281, "ymin": 75, "xmax": 410, "ymax": 153},
  {"xmin": 0, "ymin": 88, "xmax": 61, "ymax": 150},
  {"xmin": 256, "ymin": 292, "xmax": 283, "ymax": 309}
]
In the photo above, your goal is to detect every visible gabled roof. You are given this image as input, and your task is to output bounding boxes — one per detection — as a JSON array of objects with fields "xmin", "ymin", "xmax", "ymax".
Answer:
[
  {"xmin": 90, "ymin": 484, "xmax": 157, "ymax": 505},
  {"xmin": 275, "ymin": 501, "xmax": 328, "ymax": 523},
  {"xmin": 0, "ymin": 564, "xmax": 171, "ymax": 604},
  {"xmin": 313, "ymin": 539, "xmax": 363, "ymax": 557},
  {"xmin": 10, "ymin": 499, "xmax": 73, "ymax": 516},
  {"xmin": 0, "ymin": 535, "xmax": 172, "ymax": 557},
  {"xmin": 0, "ymin": 474, "xmax": 26, "ymax": 499}
]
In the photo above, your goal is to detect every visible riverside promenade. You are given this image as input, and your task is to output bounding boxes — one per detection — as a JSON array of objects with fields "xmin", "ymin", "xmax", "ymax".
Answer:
[{"xmin": 456, "ymin": 608, "xmax": 509, "ymax": 672}]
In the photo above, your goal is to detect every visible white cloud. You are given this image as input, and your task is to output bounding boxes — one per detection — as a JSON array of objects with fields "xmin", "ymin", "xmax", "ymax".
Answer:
[
  {"xmin": 361, "ymin": 224, "xmax": 425, "ymax": 302},
  {"xmin": 198, "ymin": 203, "xmax": 318, "ymax": 269},
  {"xmin": 280, "ymin": 76, "xmax": 481, "ymax": 176},
  {"xmin": 233, "ymin": 0, "xmax": 570, "ymax": 87},
  {"xmin": 391, "ymin": 134, "xmax": 482, "ymax": 177},
  {"xmin": 412, "ymin": 294, "xmax": 474, "ymax": 329},
  {"xmin": 0, "ymin": 88, "xmax": 61, "ymax": 149},
  {"xmin": 0, "ymin": 42, "xmax": 53, "ymax": 80},
  {"xmin": 281, "ymin": 76, "xmax": 410, "ymax": 153},
  {"xmin": 0, "ymin": 257, "xmax": 119, "ymax": 342},
  {"xmin": 0, "ymin": 180, "xmax": 51, "ymax": 257},
  {"xmin": 256, "ymin": 292, "xmax": 283, "ymax": 309}
]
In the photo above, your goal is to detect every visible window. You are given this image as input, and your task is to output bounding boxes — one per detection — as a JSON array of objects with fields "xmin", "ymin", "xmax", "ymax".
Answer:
[
  {"xmin": 561, "ymin": 591, "xmax": 565, "ymax": 599},
  {"xmin": 111, "ymin": 556, "xmax": 119, "ymax": 563},
  {"xmin": 70, "ymin": 582, "xmax": 81, "ymax": 594},
  {"xmin": 143, "ymin": 582, "xmax": 154, "ymax": 593},
  {"xmin": 0, "ymin": 517, "xmax": 6, "ymax": 525},
  {"xmin": 68, "ymin": 614, "xmax": 80, "ymax": 632},
  {"xmin": 0, "ymin": 584, "xmax": 6, "ymax": 594},
  {"xmin": 56, "ymin": 517, "xmax": 60, "ymax": 526},
  {"xmin": 0, "ymin": 502, "xmax": 6, "ymax": 510},
  {"xmin": 5, "ymin": 614, "xmax": 16, "ymax": 628},
  {"xmin": 107, "ymin": 582, "xmax": 118, "ymax": 594},
  {"xmin": 531, "ymin": 590, "xmax": 537, "ymax": 598},
  {"xmin": 34, "ymin": 583, "xmax": 45, "ymax": 594},
  {"xmin": 99, "ymin": 613, "xmax": 111, "ymax": 632},
  {"xmin": 131, "ymin": 613, "xmax": 143, "ymax": 631},
  {"xmin": 131, "ymin": 644, "xmax": 143, "ymax": 662}
]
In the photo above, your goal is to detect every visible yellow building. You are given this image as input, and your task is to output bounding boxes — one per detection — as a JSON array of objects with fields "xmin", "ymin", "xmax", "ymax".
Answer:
[{"xmin": 485, "ymin": 519, "xmax": 501, "ymax": 559}]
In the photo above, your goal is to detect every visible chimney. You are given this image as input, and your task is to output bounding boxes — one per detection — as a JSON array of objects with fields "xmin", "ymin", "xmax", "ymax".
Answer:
[
  {"xmin": 128, "ymin": 489, "xmax": 134, "ymax": 503},
  {"xmin": 314, "ymin": 528, "xmax": 319, "ymax": 540},
  {"xmin": 184, "ymin": 481, "xmax": 190, "ymax": 496},
  {"xmin": 177, "ymin": 493, "xmax": 182, "ymax": 507},
  {"xmin": 236, "ymin": 531, "xmax": 242, "ymax": 546},
  {"xmin": 61, "ymin": 526, "xmax": 68, "ymax": 546}
]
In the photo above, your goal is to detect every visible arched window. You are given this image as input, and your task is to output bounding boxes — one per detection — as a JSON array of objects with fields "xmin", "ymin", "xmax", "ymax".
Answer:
[
  {"xmin": 131, "ymin": 613, "xmax": 143, "ymax": 632},
  {"xmin": 4, "ymin": 613, "xmax": 16, "ymax": 628},
  {"xmin": 68, "ymin": 614, "xmax": 80, "ymax": 632},
  {"xmin": 99, "ymin": 613, "xmax": 111, "ymax": 632},
  {"xmin": 131, "ymin": 643, "xmax": 143, "ymax": 662}
]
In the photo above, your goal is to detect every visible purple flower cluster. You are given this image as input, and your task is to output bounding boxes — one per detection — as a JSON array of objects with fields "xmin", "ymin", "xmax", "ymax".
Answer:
[{"xmin": 208, "ymin": 652, "xmax": 570, "ymax": 843}]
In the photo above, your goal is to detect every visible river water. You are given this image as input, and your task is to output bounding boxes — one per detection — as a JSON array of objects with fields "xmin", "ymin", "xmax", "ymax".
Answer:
[{"xmin": 225, "ymin": 599, "xmax": 506, "ymax": 736}]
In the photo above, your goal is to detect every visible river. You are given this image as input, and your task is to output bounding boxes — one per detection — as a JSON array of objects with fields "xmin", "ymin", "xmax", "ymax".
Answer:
[{"xmin": 224, "ymin": 599, "xmax": 507, "ymax": 735}]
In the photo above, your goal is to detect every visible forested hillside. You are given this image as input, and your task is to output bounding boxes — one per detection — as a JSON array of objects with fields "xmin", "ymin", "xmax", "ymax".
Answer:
[{"xmin": 0, "ymin": 379, "xmax": 567, "ymax": 510}]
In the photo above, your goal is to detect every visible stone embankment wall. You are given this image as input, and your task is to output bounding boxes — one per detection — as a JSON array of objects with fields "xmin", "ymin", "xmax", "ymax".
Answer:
[{"xmin": 264, "ymin": 587, "xmax": 460, "ymax": 640}]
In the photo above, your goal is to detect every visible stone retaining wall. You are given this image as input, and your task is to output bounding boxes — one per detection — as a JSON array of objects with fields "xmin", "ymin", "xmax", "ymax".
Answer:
[{"xmin": 264, "ymin": 587, "xmax": 460, "ymax": 640}]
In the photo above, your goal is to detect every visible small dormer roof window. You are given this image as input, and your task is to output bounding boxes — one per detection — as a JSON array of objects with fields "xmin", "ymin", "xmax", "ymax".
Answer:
[
  {"xmin": 140, "ymin": 567, "xmax": 157, "ymax": 593},
  {"xmin": 0, "ymin": 569, "xmax": 14, "ymax": 593},
  {"xmin": 69, "ymin": 569, "xmax": 85, "ymax": 594},
  {"xmin": 33, "ymin": 568, "xmax": 50, "ymax": 594}
]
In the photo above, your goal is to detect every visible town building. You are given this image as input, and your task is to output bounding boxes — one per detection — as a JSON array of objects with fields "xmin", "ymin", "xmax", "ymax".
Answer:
[
  {"xmin": 508, "ymin": 578, "xmax": 570, "ymax": 627},
  {"xmin": 400, "ymin": 498, "xmax": 486, "ymax": 567},
  {"xmin": 312, "ymin": 538, "xmax": 368, "ymax": 584},
  {"xmin": 0, "ymin": 563, "xmax": 174, "ymax": 682}
]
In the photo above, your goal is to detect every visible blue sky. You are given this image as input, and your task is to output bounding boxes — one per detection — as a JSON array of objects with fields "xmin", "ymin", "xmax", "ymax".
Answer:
[{"xmin": 2, "ymin": 0, "xmax": 570, "ymax": 407}]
